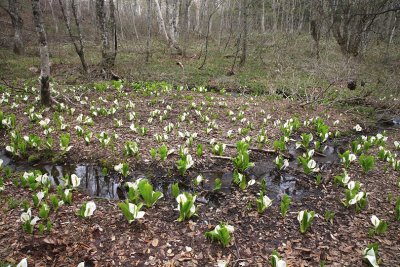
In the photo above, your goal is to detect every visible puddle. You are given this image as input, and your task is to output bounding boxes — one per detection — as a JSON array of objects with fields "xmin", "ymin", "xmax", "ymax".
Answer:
[
  {"xmin": 376, "ymin": 117, "xmax": 400, "ymax": 129},
  {"xmin": 1, "ymin": 146, "xmax": 325, "ymax": 203}
]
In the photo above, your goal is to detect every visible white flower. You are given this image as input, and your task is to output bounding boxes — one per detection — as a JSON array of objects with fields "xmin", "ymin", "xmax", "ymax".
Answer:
[
  {"xmin": 247, "ymin": 179, "xmax": 256, "ymax": 186},
  {"xmin": 347, "ymin": 181, "xmax": 355, "ymax": 190},
  {"xmin": 370, "ymin": 215, "xmax": 380, "ymax": 229},
  {"xmin": 262, "ymin": 196, "xmax": 273, "ymax": 208},
  {"xmin": 342, "ymin": 171, "xmax": 350, "ymax": 184},
  {"xmin": 128, "ymin": 203, "xmax": 145, "ymax": 222},
  {"xmin": 20, "ymin": 208, "xmax": 40, "ymax": 225},
  {"xmin": 126, "ymin": 179, "xmax": 142, "ymax": 190},
  {"xmin": 217, "ymin": 260, "xmax": 228, "ymax": 267},
  {"xmin": 348, "ymin": 154, "xmax": 357, "ymax": 161},
  {"xmin": 0, "ymin": 158, "xmax": 3, "ymax": 167},
  {"xmin": 195, "ymin": 175, "xmax": 203, "ymax": 185},
  {"xmin": 363, "ymin": 247, "xmax": 379, "ymax": 267},
  {"xmin": 186, "ymin": 154, "xmax": 194, "ymax": 169},
  {"xmin": 84, "ymin": 201, "xmax": 96, "ymax": 217},
  {"xmin": 297, "ymin": 210, "xmax": 313, "ymax": 223},
  {"xmin": 36, "ymin": 191, "xmax": 45, "ymax": 203},
  {"xmin": 176, "ymin": 193, "xmax": 187, "ymax": 204},
  {"xmin": 176, "ymin": 194, "xmax": 196, "ymax": 214},
  {"xmin": 353, "ymin": 124, "xmax": 362, "ymax": 132},
  {"xmin": 77, "ymin": 262, "xmax": 85, "ymax": 267},
  {"xmin": 297, "ymin": 210, "xmax": 305, "ymax": 222},
  {"xmin": 16, "ymin": 258, "xmax": 28, "ymax": 267},
  {"xmin": 349, "ymin": 192, "xmax": 365, "ymax": 205},
  {"xmin": 114, "ymin": 163, "xmax": 123, "ymax": 172},
  {"xmin": 71, "ymin": 174, "xmax": 81, "ymax": 188},
  {"xmin": 307, "ymin": 159, "xmax": 316, "ymax": 169},
  {"xmin": 283, "ymin": 159, "xmax": 289, "ymax": 169},
  {"xmin": 271, "ymin": 255, "xmax": 287, "ymax": 267}
]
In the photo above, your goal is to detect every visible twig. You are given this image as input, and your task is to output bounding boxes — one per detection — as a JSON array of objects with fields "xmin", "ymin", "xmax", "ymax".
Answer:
[
  {"xmin": 210, "ymin": 155, "xmax": 232, "ymax": 160},
  {"xmin": 300, "ymin": 82, "xmax": 334, "ymax": 106}
]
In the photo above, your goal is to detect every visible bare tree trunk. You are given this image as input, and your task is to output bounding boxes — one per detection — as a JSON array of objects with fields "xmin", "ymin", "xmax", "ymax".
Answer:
[
  {"xmin": 59, "ymin": 0, "xmax": 88, "ymax": 73},
  {"xmin": 145, "ymin": 0, "xmax": 152, "ymax": 63},
  {"xmin": 3, "ymin": 0, "xmax": 24, "ymax": 55},
  {"xmin": 166, "ymin": 0, "xmax": 182, "ymax": 54},
  {"xmin": 130, "ymin": 2, "xmax": 139, "ymax": 40},
  {"xmin": 154, "ymin": 0, "xmax": 169, "ymax": 42},
  {"xmin": 182, "ymin": 0, "xmax": 193, "ymax": 57},
  {"xmin": 239, "ymin": 0, "xmax": 248, "ymax": 67},
  {"xmin": 49, "ymin": 0, "xmax": 58, "ymax": 33},
  {"xmin": 96, "ymin": 0, "xmax": 116, "ymax": 73},
  {"xmin": 32, "ymin": 0, "xmax": 51, "ymax": 106}
]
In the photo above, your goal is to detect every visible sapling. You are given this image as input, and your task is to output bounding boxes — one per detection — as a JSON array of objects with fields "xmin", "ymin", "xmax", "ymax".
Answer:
[{"xmin": 205, "ymin": 223, "xmax": 234, "ymax": 247}]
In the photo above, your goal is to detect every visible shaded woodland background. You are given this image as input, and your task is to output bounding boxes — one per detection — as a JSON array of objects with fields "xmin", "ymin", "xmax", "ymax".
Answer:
[{"xmin": 0, "ymin": 0, "xmax": 399, "ymax": 99}]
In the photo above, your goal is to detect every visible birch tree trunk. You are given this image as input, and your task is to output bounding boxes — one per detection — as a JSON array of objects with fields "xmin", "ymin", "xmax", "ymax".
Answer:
[
  {"xmin": 31, "ymin": 0, "xmax": 51, "ymax": 106},
  {"xmin": 96, "ymin": 0, "xmax": 117, "ymax": 73},
  {"xmin": 154, "ymin": 0, "xmax": 169, "ymax": 42},
  {"xmin": 166, "ymin": 0, "xmax": 182, "ymax": 54},
  {"xmin": 59, "ymin": 0, "xmax": 88, "ymax": 73},
  {"xmin": 6, "ymin": 0, "xmax": 24, "ymax": 55}
]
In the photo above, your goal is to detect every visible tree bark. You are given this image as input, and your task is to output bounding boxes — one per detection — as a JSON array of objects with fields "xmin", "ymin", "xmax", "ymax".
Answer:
[
  {"xmin": 31, "ymin": 0, "xmax": 51, "ymax": 106},
  {"xmin": 166, "ymin": 0, "xmax": 182, "ymax": 54},
  {"xmin": 96, "ymin": 0, "xmax": 116, "ymax": 73},
  {"xmin": 145, "ymin": 0, "xmax": 152, "ymax": 62},
  {"xmin": 239, "ymin": 0, "xmax": 248, "ymax": 67},
  {"xmin": 6, "ymin": 0, "xmax": 24, "ymax": 55},
  {"xmin": 59, "ymin": 0, "xmax": 88, "ymax": 73},
  {"xmin": 154, "ymin": 0, "xmax": 169, "ymax": 42}
]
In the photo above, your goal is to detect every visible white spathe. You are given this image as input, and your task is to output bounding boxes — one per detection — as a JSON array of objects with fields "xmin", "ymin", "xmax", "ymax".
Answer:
[
  {"xmin": 71, "ymin": 174, "xmax": 81, "ymax": 188},
  {"xmin": 363, "ymin": 247, "xmax": 379, "ymax": 267},
  {"xmin": 16, "ymin": 258, "xmax": 28, "ymax": 267},
  {"xmin": 371, "ymin": 215, "xmax": 380, "ymax": 229},
  {"xmin": 84, "ymin": 201, "xmax": 96, "ymax": 217}
]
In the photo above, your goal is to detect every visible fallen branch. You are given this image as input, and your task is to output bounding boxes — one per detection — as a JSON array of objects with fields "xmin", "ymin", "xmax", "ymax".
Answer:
[{"xmin": 210, "ymin": 155, "xmax": 232, "ymax": 160}]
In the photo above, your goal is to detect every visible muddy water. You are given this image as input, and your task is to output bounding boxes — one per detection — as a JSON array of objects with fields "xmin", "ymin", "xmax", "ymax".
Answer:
[{"xmin": 1, "ymin": 144, "xmax": 340, "ymax": 203}]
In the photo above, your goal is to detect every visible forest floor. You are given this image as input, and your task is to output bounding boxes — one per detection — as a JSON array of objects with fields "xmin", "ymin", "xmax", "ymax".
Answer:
[{"xmin": 1, "ymin": 78, "xmax": 400, "ymax": 267}]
